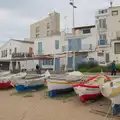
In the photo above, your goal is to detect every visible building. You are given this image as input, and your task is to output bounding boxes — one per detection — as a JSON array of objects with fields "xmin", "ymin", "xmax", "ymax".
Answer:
[
  {"xmin": 95, "ymin": 5, "xmax": 120, "ymax": 64},
  {"xmin": 34, "ymin": 25, "xmax": 97, "ymax": 72},
  {"xmin": 30, "ymin": 11, "xmax": 60, "ymax": 40},
  {"xmin": 34, "ymin": 34, "xmax": 64, "ymax": 70},
  {"xmin": 0, "ymin": 39, "xmax": 35, "ymax": 71}
]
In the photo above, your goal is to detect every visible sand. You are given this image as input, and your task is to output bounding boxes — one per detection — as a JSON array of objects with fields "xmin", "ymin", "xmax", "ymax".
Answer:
[{"xmin": 0, "ymin": 89, "xmax": 114, "ymax": 120}]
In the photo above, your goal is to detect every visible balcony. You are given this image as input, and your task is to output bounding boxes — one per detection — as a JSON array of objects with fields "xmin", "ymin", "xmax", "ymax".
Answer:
[
  {"xmin": 62, "ymin": 44, "xmax": 94, "ymax": 53},
  {"xmin": 12, "ymin": 52, "xmax": 33, "ymax": 58}
]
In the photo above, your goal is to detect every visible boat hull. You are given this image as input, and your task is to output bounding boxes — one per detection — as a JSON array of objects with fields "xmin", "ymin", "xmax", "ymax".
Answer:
[
  {"xmin": 14, "ymin": 76, "xmax": 46, "ymax": 92},
  {"xmin": 73, "ymin": 74, "xmax": 111, "ymax": 102},
  {"xmin": 15, "ymin": 84, "xmax": 44, "ymax": 92},
  {"xmin": 100, "ymin": 78, "xmax": 120, "ymax": 104},
  {"xmin": 47, "ymin": 80, "xmax": 80, "ymax": 97},
  {"xmin": 0, "ymin": 82, "xmax": 12, "ymax": 89},
  {"xmin": 73, "ymin": 85, "xmax": 102, "ymax": 102}
]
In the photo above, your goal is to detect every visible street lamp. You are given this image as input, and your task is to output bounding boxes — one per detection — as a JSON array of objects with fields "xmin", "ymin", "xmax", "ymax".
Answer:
[
  {"xmin": 69, "ymin": 0, "xmax": 77, "ymax": 71},
  {"xmin": 69, "ymin": 0, "xmax": 77, "ymax": 30}
]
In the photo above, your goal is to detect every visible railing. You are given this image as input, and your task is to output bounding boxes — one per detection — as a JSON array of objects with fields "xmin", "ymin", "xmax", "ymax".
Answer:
[
  {"xmin": 62, "ymin": 44, "xmax": 94, "ymax": 52},
  {"xmin": 12, "ymin": 52, "xmax": 33, "ymax": 58},
  {"xmin": 95, "ymin": 9, "xmax": 108, "ymax": 16}
]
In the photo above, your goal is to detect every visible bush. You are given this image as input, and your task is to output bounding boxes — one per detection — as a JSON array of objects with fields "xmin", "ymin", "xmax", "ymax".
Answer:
[
  {"xmin": 78, "ymin": 61, "xmax": 98, "ymax": 70},
  {"xmin": 78, "ymin": 61, "xmax": 120, "ymax": 73},
  {"xmin": 88, "ymin": 67, "xmax": 101, "ymax": 73},
  {"xmin": 116, "ymin": 64, "xmax": 120, "ymax": 70},
  {"xmin": 79, "ymin": 68, "xmax": 88, "ymax": 72}
]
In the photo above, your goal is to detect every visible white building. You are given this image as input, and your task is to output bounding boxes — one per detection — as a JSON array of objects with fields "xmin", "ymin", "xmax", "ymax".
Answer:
[
  {"xmin": 95, "ymin": 5, "xmax": 120, "ymax": 64},
  {"xmin": 0, "ymin": 39, "xmax": 35, "ymax": 71},
  {"xmin": 34, "ymin": 25, "xmax": 97, "ymax": 71}
]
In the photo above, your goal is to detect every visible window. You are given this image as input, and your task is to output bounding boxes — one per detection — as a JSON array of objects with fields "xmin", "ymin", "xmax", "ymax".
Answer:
[
  {"xmin": 89, "ymin": 58, "xmax": 94, "ymax": 61},
  {"xmin": 114, "ymin": 43, "xmax": 120, "ymax": 54},
  {"xmin": 99, "ymin": 34, "xmax": 107, "ymax": 45},
  {"xmin": 9, "ymin": 49, "xmax": 12, "ymax": 55},
  {"xmin": 6, "ymin": 50, "xmax": 7, "ymax": 57},
  {"xmin": 83, "ymin": 29, "xmax": 91, "ymax": 34},
  {"xmin": 36, "ymin": 26, "xmax": 39, "ymax": 33},
  {"xmin": 38, "ymin": 42, "xmax": 43, "ymax": 54},
  {"xmin": 47, "ymin": 23, "xmax": 50, "ymax": 29},
  {"xmin": 43, "ymin": 59, "xmax": 53, "ymax": 65},
  {"xmin": 1, "ymin": 51, "xmax": 3, "ymax": 57},
  {"xmin": 112, "ymin": 10, "xmax": 118, "ymax": 16},
  {"xmin": 14, "ymin": 48, "xmax": 17, "ymax": 53},
  {"xmin": 55, "ymin": 40, "xmax": 59, "ymax": 49},
  {"xmin": 36, "ymin": 34, "xmax": 40, "ymax": 38},
  {"xmin": 97, "ymin": 52, "xmax": 104, "ymax": 56},
  {"xmin": 99, "ymin": 19, "xmax": 106, "ymax": 28}
]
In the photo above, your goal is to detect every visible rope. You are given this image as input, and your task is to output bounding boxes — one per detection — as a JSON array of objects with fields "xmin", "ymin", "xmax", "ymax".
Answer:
[{"xmin": 103, "ymin": 103, "xmax": 113, "ymax": 120}]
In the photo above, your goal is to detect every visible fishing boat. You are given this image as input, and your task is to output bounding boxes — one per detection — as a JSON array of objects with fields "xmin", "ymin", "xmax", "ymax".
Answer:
[
  {"xmin": 73, "ymin": 74, "xmax": 111, "ymax": 103},
  {"xmin": 47, "ymin": 71, "xmax": 84, "ymax": 97},
  {"xmin": 100, "ymin": 78, "xmax": 120, "ymax": 105},
  {"xmin": 12, "ymin": 71, "xmax": 51, "ymax": 92},
  {"xmin": 0, "ymin": 72, "xmax": 27, "ymax": 89},
  {"xmin": 0, "ymin": 71, "xmax": 10, "ymax": 77}
]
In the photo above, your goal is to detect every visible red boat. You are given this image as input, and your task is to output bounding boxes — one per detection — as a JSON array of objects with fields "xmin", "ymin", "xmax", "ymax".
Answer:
[
  {"xmin": 73, "ymin": 74, "xmax": 111, "ymax": 103},
  {"xmin": 0, "ymin": 81, "xmax": 13, "ymax": 89}
]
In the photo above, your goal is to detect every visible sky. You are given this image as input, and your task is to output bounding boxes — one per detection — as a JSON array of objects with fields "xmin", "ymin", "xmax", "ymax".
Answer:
[{"xmin": 0, "ymin": 0, "xmax": 120, "ymax": 46}]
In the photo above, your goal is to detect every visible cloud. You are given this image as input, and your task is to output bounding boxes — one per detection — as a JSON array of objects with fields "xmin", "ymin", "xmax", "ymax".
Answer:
[{"xmin": 0, "ymin": 0, "xmax": 120, "ymax": 44}]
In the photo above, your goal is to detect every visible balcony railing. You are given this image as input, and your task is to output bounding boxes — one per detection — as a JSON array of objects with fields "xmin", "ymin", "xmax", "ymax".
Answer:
[
  {"xmin": 12, "ymin": 52, "xmax": 33, "ymax": 58},
  {"xmin": 95, "ymin": 9, "xmax": 108, "ymax": 16},
  {"xmin": 62, "ymin": 44, "xmax": 94, "ymax": 52}
]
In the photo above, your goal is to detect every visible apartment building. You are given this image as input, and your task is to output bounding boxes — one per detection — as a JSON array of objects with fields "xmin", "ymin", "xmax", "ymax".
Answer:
[
  {"xmin": 30, "ymin": 11, "xmax": 60, "ymax": 40},
  {"xmin": 95, "ymin": 5, "xmax": 120, "ymax": 64}
]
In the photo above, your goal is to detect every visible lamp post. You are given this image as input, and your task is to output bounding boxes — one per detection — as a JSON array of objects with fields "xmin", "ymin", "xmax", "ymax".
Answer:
[
  {"xmin": 69, "ymin": 0, "xmax": 77, "ymax": 71},
  {"xmin": 69, "ymin": 0, "xmax": 77, "ymax": 31}
]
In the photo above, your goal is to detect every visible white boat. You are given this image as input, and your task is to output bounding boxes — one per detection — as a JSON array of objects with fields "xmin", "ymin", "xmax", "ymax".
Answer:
[
  {"xmin": 73, "ymin": 74, "xmax": 111, "ymax": 102},
  {"xmin": 0, "ymin": 72, "xmax": 27, "ymax": 89},
  {"xmin": 47, "ymin": 71, "xmax": 84, "ymax": 97},
  {"xmin": 13, "ymin": 71, "xmax": 51, "ymax": 92},
  {"xmin": 0, "ymin": 71, "xmax": 10, "ymax": 77},
  {"xmin": 100, "ymin": 78, "xmax": 120, "ymax": 104}
]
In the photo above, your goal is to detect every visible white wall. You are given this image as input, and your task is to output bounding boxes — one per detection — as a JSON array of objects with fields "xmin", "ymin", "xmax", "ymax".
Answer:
[
  {"xmin": 107, "ymin": 6, "xmax": 120, "ymax": 41},
  {"xmin": 81, "ymin": 27, "xmax": 97, "ymax": 50},
  {"xmin": 34, "ymin": 35, "xmax": 65, "ymax": 55},
  {"xmin": 0, "ymin": 39, "xmax": 34, "ymax": 71},
  {"xmin": 0, "ymin": 39, "xmax": 34, "ymax": 60}
]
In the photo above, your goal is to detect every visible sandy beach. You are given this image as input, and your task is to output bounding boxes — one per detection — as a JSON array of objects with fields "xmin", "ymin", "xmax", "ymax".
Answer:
[{"xmin": 0, "ymin": 88, "xmax": 116, "ymax": 120}]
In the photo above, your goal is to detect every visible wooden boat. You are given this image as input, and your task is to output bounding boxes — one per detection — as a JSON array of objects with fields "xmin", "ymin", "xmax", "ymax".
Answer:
[
  {"xmin": 47, "ymin": 71, "xmax": 84, "ymax": 97},
  {"xmin": 73, "ymin": 74, "xmax": 111, "ymax": 103},
  {"xmin": 12, "ymin": 71, "xmax": 51, "ymax": 92},
  {"xmin": 0, "ymin": 71, "xmax": 10, "ymax": 77},
  {"xmin": 100, "ymin": 78, "xmax": 120, "ymax": 105},
  {"xmin": 0, "ymin": 72, "xmax": 27, "ymax": 89}
]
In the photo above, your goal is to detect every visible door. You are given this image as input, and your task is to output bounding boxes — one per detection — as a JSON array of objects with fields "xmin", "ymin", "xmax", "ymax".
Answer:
[
  {"xmin": 106, "ymin": 53, "xmax": 109, "ymax": 63},
  {"xmin": 55, "ymin": 58, "xmax": 60, "ymax": 73},
  {"xmin": 68, "ymin": 56, "xmax": 73, "ymax": 70}
]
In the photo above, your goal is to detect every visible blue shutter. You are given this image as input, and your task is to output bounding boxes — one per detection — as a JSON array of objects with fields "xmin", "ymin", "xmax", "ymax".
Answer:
[
  {"xmin": 55, "ymin": 40, "xmax": 59, "ymax": 49},
  {"xmin": 100, "ymin": 40, "xmax": 105, "ymax": 45}
]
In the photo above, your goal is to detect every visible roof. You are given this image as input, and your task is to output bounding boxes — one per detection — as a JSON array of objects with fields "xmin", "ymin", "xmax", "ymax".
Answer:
[
  {"xmin": 0, "ymin": 39, "xmax": 34, "ymax": 49},
  {"xmin": 109, "ymin": 5, "xmax": 120, "ymax": 9},
  {"xmin": 73, "ymin": 25, "xmax": 95, "ymax": 30},
  {"xmin": 12, "ymin": 39, "xmax": 34, "ymax": 44}
]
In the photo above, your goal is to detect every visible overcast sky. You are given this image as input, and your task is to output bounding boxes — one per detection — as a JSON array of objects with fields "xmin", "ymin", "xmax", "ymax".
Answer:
[{"xmin": 0, "ymin": 0, "xmax": 120, "ymax": 46}]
